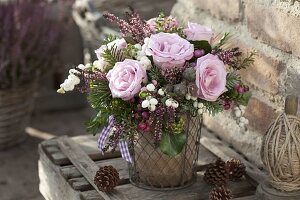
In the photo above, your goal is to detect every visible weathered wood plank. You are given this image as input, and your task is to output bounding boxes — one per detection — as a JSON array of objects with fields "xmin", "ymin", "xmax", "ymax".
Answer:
[
  {"xmin": 201, "ymin": 129, "xmax": 266, "ymax": 184},
  {"xmin": 80, "ymin": 172, "xmax": 255, "ymax": 200},
  {"xmin": 233, "ymin": 196, "xmax": 256, "ymax": 200},
  {"xmin": 58, "ymin": 136, "xmax": 129, "ymax": 200}
]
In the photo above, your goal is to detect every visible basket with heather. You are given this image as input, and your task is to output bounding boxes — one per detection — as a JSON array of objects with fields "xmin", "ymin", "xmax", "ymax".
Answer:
[{"xmin": 58, "ymin": 10, "xmax": 255, "ymax": 190}]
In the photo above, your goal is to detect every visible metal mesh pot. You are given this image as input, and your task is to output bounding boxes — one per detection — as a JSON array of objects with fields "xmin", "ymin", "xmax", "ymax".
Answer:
[
  {"xmin": 0, "ymin": 82, "xmax": 36, "ymax": 150},
  {"xmin": 129, "ymin": 115, "xmax": 202, "ymax": 190}
]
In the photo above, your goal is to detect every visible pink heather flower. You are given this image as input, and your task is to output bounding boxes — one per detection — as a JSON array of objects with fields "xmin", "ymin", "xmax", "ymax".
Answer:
[
  {"xmin": 184, "ymin": 22, "xmax": 214, "ymax": 43},
  {"xmin": 95, "ymin": 38, "xmax": 127, "ymax": 60},
  {"xmin": 106, "ymin": 59, "xmax": 147, "ymax": 101},
  {"xmin": 195, "ymin": 54, "xmax": 227, "ymax": 101},
  {"xmin": 145, "ymin": 32, "xmax": 194, "ymax": 70}
]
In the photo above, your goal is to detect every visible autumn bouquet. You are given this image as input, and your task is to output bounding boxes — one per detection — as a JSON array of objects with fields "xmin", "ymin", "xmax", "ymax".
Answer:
[{"xmin": 58, "ymin": 11, "xmax": 254, "ymax": 188}]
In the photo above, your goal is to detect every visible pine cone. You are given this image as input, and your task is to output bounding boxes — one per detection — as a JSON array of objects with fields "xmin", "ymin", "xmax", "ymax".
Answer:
[
  {"xmin": 94, "ymin": 165, "xmax": 120, "ymax": 192},
  {"xmin": 204, "ymin": 158, "xmax": 228, "ymax": 186},
  {"xmin": 226, "ymin": 159, "xmax": 246, "ymax": 181},
  {"xmin": 209, "ymin": 186, "xmax": 233, "ymax": 200}
]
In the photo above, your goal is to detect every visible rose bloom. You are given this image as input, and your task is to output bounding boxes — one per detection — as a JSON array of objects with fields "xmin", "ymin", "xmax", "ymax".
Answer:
[
  {"xmin": 145, "ymin": 32, "xmax": 194, "ymax": 70},
  {"xmin": 106, "ymin": 59, "xmax": 147, "ymax": 101},
  {"xmin": 195, "ymin": 54, "xmax": 227, "ymax": 101},
  {"xmin": 95, "ymin": 38, "xmax": 127, "ymax": 60},
  {"xmin": 184, "ymin": 22, "xmax": 214, "ymax": 43}
]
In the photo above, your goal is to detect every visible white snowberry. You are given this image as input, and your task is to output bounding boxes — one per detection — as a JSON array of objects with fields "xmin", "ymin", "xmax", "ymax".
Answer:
[
  {"xmin": 149, "ymin": 105, "xmax": 156, "ymax": 111},
  {"xmin": 235, "ymin": 110, "xmax": 242, "ymax": 117},
  {"xmin": 142, "ymin": 100, "xmax": 150, "ymax": 108},
  {"xmin": 149, "ymin": 98, "xmax": 158, "ymax": 105},
  {"xmin": 193, "ymin": 101, "xmax": 198, "ymax": 108},
  {"xmin": 172, "ymin": 101, "xmax": 179, "ymax": 108},
  {"xmin": 197, "ymin": 103, "xmax": 204, "ymax": 108},
  {"xmin": 197, "ymin": 108, "xmax": 204, "ymax": 115},
  {"xmin": 191, "ymin": 96, "xmax": 197, "ymax": 101},
  {"xmin": 165, "ymin": 99, "xmax": 172, "ymax": 107},
  {"xmin": 158, "ymin": 89, "xmax": 165, "ymax": 96},
  {"xmin": 185, "ymin": 94, "xmax": 191, "ymax": 100},
  {"xmin": 146, "ymin": 83, "xmax": 155, "ymax": 92}
]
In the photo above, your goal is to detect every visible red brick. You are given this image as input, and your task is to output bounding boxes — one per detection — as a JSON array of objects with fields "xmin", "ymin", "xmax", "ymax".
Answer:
[
  {"xmin": 244, "ymin": 97, "xmax": 280, "ymax": 134},
  {"xmin": 239, "ymin": 52, "xmax": 285, "ymax": 94},
  {"xmin": 182, "ymin": 0, "xmax": 242, "ymax": 22},
  {"xmin": 246, "ymin": 3, "xmax": 300, "ymax": 57}
]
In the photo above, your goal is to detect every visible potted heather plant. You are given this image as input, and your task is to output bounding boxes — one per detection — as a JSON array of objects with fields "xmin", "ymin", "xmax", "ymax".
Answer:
[
  {"xmin": 0, "ymin": 0, "xmax": 68, "ymax": 149},
  {"xmin": 58, "ymin": 11, "xmax": 255, "ymax": 189}
]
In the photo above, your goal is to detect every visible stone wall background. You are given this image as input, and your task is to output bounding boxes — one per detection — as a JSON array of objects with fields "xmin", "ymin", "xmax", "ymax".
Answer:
[{"xmin": 172, "ymin": 0, "xmax": 300, "ymax": 167}]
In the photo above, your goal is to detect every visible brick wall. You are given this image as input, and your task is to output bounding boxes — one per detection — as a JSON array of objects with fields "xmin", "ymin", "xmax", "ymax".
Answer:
[{"xmin": 172, "ymin": 0, "xmax": 300, "ymax": 167}]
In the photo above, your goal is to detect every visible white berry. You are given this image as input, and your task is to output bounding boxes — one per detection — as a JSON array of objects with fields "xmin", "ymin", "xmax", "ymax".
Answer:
[
  {"xmin": 185, "ymin": 94, "xmax": 191, "ymax": 100},
  {"xmin": 165, "ymin": 99, "xmax": 172, "ymax": 107},
  {"xmin": 193, "ymin": 101, "xmax": 198, "ymax": 108},
  {"xmin": 142, "ymin": 100, "xmax": 150, "ymax": 108},
  {"xmin": 197, "ymin": 103, "xmax": 204, "ymax": 108},
  {"xmin": 191, "ymin": 96, "xmax": 197, "ymax": 101},
  {"xmin": 149, "ymin": 98, "xmax": 158, "ymax": 105},
  {"xmin": 172, "ymin": 101, "xmax": 179, "ymax": 108},
  {"xmin": 146, "ymin": 84, "xmax": 155, "ymax": 91},
  {"xmin": 149, "ymin": 105, "xmax": 156, "ymax": 111},
  {"xmin": 235, "ymin": 110, "xmax": 242, "ymax": 117},
  {"xmin": 158, "ymin": 89, "xmax": 165, "ymax": 96},
  {"xmin": 197, "ymin": 108, "xmax": 204, "ymax": 115}
]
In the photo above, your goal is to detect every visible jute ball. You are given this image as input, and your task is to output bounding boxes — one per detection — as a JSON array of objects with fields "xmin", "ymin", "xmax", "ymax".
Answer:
[{"xmin": 261, "ymin": 113, "xmax": 300, "ymax": 192}]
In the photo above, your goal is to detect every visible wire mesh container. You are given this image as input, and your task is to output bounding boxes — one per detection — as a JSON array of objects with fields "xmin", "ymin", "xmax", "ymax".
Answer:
[{"xmin": 128, "ymin": 115, "xmax": 202, "ymax": 190}]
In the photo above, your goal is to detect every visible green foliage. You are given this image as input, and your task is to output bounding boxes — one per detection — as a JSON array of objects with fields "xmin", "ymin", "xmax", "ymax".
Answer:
[
  {"xmin": 213, "ymin": 32, "xmax": 231, "ymax": 50},
  {"xmin": 190, "ymin": 40, "xmax": 212, "ymax": 54},
  {"xmin": 103, "ymin": 35, "xmax": 119, "ymax": 45},
  {"xmin": 237, "ymin": 91, "xmax": 252, "ymax": 106},
  {"xmin": 203, "ymin": 101, "xmax": 224, "ymax": 116},
  {"xmin": 148, "ymin": 64, "xmax": 166, "ymax": 86},
  {"xmin": 102, "ymin": 45, "xmax": 125, "ymax": 69},
  {"xmin": 123, "ymin": 43, "xmax": 139, "ymax": 58},
  {"xmin": 181, "ymin": 100, "xmax": 198, "ymax": 117},
  {"xmin": 171, "ymin": 118, "xmax": 185, "ymax": 135},
  {"xmin": 159, "ymin": 131, "xmax": 187, "ymax": 157},
  {"xmin": 234, "ymin": 51, "xmax": 256, "ymax": 70},
  {"xmin": 226, "ymin": 72, "xmax": 241, "ymax": 90}
]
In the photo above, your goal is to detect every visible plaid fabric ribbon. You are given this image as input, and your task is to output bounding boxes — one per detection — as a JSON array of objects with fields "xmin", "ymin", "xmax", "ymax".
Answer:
[
  {"xmin": 119, "ymin": 140, "xmax": 133, "ymax": 163},
  {"xmin": 97, "ymin": 115, "xmax": 115, "ymax": 153}
]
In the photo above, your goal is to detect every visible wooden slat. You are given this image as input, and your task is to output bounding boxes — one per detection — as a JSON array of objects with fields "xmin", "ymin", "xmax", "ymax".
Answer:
[
  {"xmin": 80, "ymin": 172, "xmax": 255, "ymax": 200},
  {"xmin": 234, "ymin": 196, "xmax": 256, "ymax": 200},
  {"xmin": 57, "ymin": 136, "xmax": 129, "ymax": 200},
  {"xmin": 201, "ymin": 129, "xmax": 266, "ymax": 184}
]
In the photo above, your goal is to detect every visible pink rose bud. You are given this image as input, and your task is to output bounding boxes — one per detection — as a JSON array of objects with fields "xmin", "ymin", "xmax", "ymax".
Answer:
[
  {"xmin": 234, "ymin": 83, "xmax": 241, "ymax": 91},
  {"xmin": 138, "ymin": 122, "xmax": 147, "ymax": 130},
  {"xmin": 142, "ymin": 111, "xmax": 150, "ymax": 119},
  {"xmin": 224, "ymin": 103, "xmax": 231, "ymax": 110},
  {"xmin": 194, "ymin": 49, "xmax": 205, "ymax": 58},
  {"xmin": 184, "ymin": 22, "xmax": 214, "ymax": 43},
  {"xmin": 144, "ymin": 125, "xmax": 151, "ymax": 132},
  {"xmin": 152, "ymin": 80, "xmax": 158, "ymax": 86},
  {"xmin": 235, "ymin": 84, "xmax": 245, "ymax": 93}
]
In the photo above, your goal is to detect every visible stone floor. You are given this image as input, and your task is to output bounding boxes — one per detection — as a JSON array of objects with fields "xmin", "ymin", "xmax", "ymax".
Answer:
[{"xmin": 0, "ymin": 0, "xmax": 176, "ymax": 199}]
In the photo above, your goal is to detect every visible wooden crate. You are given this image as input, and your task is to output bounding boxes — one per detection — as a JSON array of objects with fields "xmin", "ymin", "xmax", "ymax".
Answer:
[{"xmin": 38, "ymin": 129, "xmax": 265, "ymax": 200}]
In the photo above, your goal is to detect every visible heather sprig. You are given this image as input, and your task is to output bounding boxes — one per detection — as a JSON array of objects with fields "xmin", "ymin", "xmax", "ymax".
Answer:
[
  {"xmin": 0, "ymin": 0, "xmax": 72, "ymax": 89},
  {"xmin": 103, "ymin": 10, "xmax": 151, "ymax": 44}
]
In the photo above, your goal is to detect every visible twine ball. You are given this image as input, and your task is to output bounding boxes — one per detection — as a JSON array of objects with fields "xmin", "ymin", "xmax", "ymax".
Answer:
[{"xmin": 261, "ymin": 113, "xmax": 300, "ymax": 192}]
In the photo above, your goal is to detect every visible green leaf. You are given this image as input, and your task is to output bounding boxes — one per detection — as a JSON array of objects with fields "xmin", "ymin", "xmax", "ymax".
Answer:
[
  {"xmin": 238, "ymin": 91, "xmax": 252, "ymax": 106},
  {"xmin": 159, "ymin": 132, "xmax": 187, "ymax": 157},
  {"xmin": 190, "ymin": 40, "xmax": 212, "ymax": 54}
]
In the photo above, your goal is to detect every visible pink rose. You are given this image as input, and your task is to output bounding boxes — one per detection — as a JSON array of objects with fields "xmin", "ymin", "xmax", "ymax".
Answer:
[
  {"xmin": 106, "ymin": 59, "xmax": 147, "ymax": 101},
  {"xmin": 145, "ymin": 32, "xmax": 194, "ymax": 70},
  {"xmin": 195, "ymin": 54, "xmax": 227, "ymax": 101},
  {"xmin": 95, "ymin": 38, "xmax": 127, "ymax": 60},
  {"xmin": 146, "ymin": 18, "xmax": 157, "ymax": 32},
  {"xmin": 184, "ymin": 22, "xmax": 214, "ymax": 43}
]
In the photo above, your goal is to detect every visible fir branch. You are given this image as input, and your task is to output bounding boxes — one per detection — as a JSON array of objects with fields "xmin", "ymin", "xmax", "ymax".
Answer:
[
  {"xmin": 226, "ymin": 72, "xmax": 241, "ymax": 90},
  {"xmin": 203, "ymin": 101, "xmax": 224, "ymax": 116},
  {"xmin": 233, "ymin": 51, "xmax": 256, "ymax": 70},
  {"xmin": 88, "ymin": 80, "xmax": 112, "ymax": 109},
  {"xmin": 102, "ymin": 45, "xmax": 125, "ymax": 68},
  {"xmin": 149, "ymin": 64, "xmax": 166, "ymax": 86},
  {"xmin": 102, "ymin": 35, "xmax": 119, "ymax": 45}
]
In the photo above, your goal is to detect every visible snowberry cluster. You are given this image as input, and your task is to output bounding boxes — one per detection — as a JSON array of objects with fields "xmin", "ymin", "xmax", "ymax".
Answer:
[
  {"xmin": 57, "ymin": 68, "xmax": 81, "ymax": 93},
  {"xmin": 185, "ymin": 93, "xmax": 206, "ymax": 115},
  {"xmin": 233, "ymin": 106, "xmax": 249, "ymax": 128}
]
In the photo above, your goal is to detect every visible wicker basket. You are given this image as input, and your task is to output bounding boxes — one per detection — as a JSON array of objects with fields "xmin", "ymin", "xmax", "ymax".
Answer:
[
  {"xmin": 129, "ymin": 115, "xmax": 202, "ymax": 190},
  {"xmin": 0, "ymin": 82, "xmax": 36, "ymax": 149}
]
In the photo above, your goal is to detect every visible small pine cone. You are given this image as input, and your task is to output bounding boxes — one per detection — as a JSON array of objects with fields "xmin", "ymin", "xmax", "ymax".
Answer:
[
  {"xmin": 209, "ymin": 186, "xmax": 233, "ymax": 200},
  {"xmin": 226, "ymin": 159, "xmax": 246, "ymax": 181},
  {"xmin": 94, "ymin": 165, "xmax": 120, "ymax": 192},
  {"xmin": 204, "ymin": 158, "xmax": 229, "ymax": 186}
]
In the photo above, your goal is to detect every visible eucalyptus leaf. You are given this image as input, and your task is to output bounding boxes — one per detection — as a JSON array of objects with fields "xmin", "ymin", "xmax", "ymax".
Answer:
[{"xmin": 159, "ymin": 132, "xmax": 187, "ymax": 157}]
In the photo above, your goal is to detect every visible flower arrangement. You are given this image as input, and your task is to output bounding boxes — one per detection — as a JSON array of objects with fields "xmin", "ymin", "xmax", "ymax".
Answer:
[
  {"xmin": 0, "ymin": 0, "xmax": 71, "ymax": 89},
  {"xmin": 58, "ymin": 11, "xmax": 255, "ymax": 159}
]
